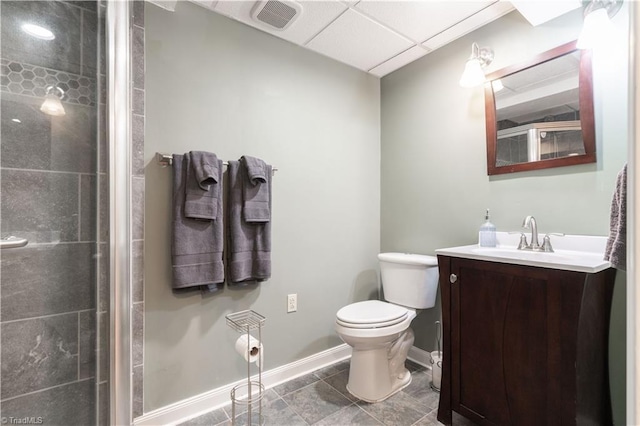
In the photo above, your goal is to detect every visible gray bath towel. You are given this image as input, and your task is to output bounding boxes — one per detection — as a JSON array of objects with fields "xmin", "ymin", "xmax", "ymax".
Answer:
[
  {"xmin": 172, "ymin": 154, "xmax": 225, "ymax": 291},
  {"xmin": 184, "ymin": 151, "xmax": 220, "ymax": 220},
  {"xmin": 228, "ymin": 160, "xmax": 272, "ymax": 283},
  {"xmin": 604, "ymin": 163, "xmax": 626, "ymax": 270},
  {"xmin": 241, "ymin": 156, "xmax": 271, "ymax": 223}
]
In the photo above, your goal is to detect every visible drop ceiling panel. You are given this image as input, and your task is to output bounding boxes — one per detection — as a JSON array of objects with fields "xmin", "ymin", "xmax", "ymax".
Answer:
[
  {"xmin": 306, "ymin": 8, "xmax": 414, "ymax": 71},
  {"xmin": 355, "ymin": 0, "xmax": 495, "ymax": 42},
  {"xmin": 422, "ymin": 1, "xmax": 515, "ymax": 51},
  {"xmin": 511, "ymin": 0, "xmax": 581, "ymax": 26},
  {"xmin": 369, "ymin": 45, "xmax": 429, "ymax": 77},
  {"xmin": 214, "ymin": 1, "xmax": 348, "ymax": 45}
]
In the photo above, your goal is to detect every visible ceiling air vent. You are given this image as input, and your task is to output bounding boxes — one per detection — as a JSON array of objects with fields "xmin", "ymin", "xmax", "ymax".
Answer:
[{"xmin": 251, "ymin": 0, "xmax": 302, "ymax": 31}]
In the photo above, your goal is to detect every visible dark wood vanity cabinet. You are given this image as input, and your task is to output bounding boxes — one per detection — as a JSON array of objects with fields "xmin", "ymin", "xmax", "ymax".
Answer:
[{"xmin": 436, "ymin": 255, "xmax": 616, "ymax": 426}]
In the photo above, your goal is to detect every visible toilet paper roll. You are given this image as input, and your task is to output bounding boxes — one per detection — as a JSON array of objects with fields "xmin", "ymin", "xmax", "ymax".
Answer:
[{"xmin": 235, "ymin": 334, "xmax": 264, "ymax": 368}]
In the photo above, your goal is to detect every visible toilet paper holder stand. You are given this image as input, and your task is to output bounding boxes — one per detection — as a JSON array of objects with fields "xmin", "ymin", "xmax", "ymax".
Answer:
[{"xmin": 226, "ymin": 310, "xmax": 266, "ymax": 426}]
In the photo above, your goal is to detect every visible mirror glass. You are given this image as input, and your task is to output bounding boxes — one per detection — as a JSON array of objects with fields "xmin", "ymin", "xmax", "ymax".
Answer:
[{"xmin": 484, "ymin": 41, "xmax": 595, "ymax": 175}]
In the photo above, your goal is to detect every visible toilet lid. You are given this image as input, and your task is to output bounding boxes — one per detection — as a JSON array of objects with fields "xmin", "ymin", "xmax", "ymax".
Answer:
[{"xmin": 336, "ymin": 301, "xmax": 408, "ymax": 327}]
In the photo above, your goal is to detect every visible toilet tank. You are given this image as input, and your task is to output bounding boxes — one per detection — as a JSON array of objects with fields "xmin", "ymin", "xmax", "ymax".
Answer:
[{"xmin": 378, "ymin": 253, "xmax": 439, "ymax": 309}]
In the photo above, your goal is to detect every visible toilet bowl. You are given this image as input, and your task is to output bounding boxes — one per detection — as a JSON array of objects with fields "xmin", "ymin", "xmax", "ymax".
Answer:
[{"xmin": 335, "ymin": 253, "xmax": 439, "ymax": 403}]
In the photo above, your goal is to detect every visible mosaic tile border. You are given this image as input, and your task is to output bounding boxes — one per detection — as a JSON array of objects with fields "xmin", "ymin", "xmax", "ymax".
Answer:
[{"xmin": 0, "ymin": 58, "xmax": 96, "ymax": 106}]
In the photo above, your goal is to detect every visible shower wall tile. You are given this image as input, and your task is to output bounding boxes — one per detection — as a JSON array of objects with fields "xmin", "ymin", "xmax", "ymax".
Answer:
[
  {"xmin": 133, "ymin": 113, "xmax": 145, "ymax": 176},
  {"xmin": 1, "ymin": 243, "xmax": 94, "ymax": 321},
  {"xmin": 99, "ymin": 107, "xmax": 108, "ymax": 173},
  {"xmin": 1, "ymin": 313, "xmax": 79, "ymax": 399},
  {"xmin": 133, "ymin": 1, "xmax": 145, "ymax": 28},
  {"xmin": 133, "ymin": 88, "xmax": 144, "ymax": 115},
  {"xmin": 1, "ymin": 1, "xmax": 82, "ymax": 75},
  {"xmin": 81, "ymin": 175, "xmax": 97, "ymax": 242},
  {"xmin": 98, "ymin": 381, "xmax": 109, "ymax": 426},
  {"xmin": 2, "ymin": 379, "xmax": 95, "ymax": 425},
  {"xmin": 133, "ymin": 177, "xmax": 145, "ymax": 240},
  {"xmin": 82, "ymin": 9, "xmax": 98, "ymax": 76},
  {"xmin": 131, "ymin": 3, "xmax": 145, "ymax": 418},
  {"xmin": 99, "ymin": 174, "xmax": 110, "ymax": 242},
  {"xmin": 133, "ymin": 240, "xmax": 144, "ymax": 303},
  {"xmin": 79, "ymin": 310, "xmax": 96, "ymax": 380},
  {"xmin": 1, "ymin": 169, "xmax": 79, "ymax": 243},
  {"xmin": 98, "ymin": 311, "xmax": 109, "ymax": 383},
  {"xmin": 133, "ymin": 25, "xmax": 144, "ymax": 90},
  {"xmin": 0, "ymin": 60, "xmax": 97, "ymax": 106},
  {"xmin": 133, "ymin": 365, "xmax": 144, "ymax": 418},
  {"xmin": 64, "ymin": 1, "xmax": 98, "ymax": 12},
  {"xmin": 1, "ymin": 95, "xmax": 97, "ymax": 173},
  {"xmin": 133, "ymin": 302, "xmax": 144, "ymax": 367},
  {"xmin": 98, "ymin": 242, "xmax": 109, "ymax": 312}
]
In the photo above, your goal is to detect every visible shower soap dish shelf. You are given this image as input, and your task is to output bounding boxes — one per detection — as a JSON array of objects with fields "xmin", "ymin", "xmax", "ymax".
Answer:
[{"xmin": 226, "ymin": 310, "xmax": 266, "ymax": 426}]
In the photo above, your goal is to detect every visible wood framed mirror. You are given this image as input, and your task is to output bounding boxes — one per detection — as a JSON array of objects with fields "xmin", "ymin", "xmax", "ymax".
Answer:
[{"xmin": 484, "ymin": 41, "xmax": 595, "ymax": 175}]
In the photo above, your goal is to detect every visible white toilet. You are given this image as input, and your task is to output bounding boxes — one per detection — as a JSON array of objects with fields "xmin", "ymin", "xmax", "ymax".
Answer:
[{"xmin": 335, "ymin": 253, "xmax": 439, "ymax": 403}]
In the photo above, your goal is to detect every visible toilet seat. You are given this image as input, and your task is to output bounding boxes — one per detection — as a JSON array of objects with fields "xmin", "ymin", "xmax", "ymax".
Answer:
[{"xmin": 336, "ymin": 301, "xmax": 409, "ymax": 329}]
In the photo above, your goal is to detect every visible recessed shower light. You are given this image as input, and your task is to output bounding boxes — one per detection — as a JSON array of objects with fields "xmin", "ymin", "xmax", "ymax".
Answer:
[
  {"xmin": 11, "ymin": 118, "xmax": 21, "ymax": 123},
  {"xmin": 21, "ymin": 23, "xmax": 55, "ymax": 41}
]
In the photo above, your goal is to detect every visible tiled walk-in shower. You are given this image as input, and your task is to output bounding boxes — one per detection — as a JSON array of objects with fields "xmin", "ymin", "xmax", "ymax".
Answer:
[{"xmin": 0, "ymin": 1, "xmax": 108, "ymax": 424}]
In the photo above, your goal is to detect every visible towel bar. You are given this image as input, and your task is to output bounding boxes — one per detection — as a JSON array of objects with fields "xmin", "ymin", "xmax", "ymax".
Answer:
[{"xmin": 156, "ymin": 152, "xmax": 278, "ymax": 173}]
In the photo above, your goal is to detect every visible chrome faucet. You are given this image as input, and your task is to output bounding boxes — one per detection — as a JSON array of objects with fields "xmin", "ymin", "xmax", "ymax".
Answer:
[{"xmin": 522, "ymin": 215, "xmax": 540, "ymax": 250}]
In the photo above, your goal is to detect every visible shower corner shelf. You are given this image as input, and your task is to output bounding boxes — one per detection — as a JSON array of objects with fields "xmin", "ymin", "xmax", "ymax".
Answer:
[{"xmin": 226, "ymin": 310, "xmax": 266, "ymax": 333}]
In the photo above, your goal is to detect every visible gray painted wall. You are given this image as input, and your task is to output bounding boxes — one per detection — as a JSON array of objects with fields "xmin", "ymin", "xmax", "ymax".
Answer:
[
  {"xmin": 144, "ymin": 3, "xmax": 380, "ymax": 411},
  {"xmin": 380, "ymin": 8, "xmax": 628, "ymax": 424}
]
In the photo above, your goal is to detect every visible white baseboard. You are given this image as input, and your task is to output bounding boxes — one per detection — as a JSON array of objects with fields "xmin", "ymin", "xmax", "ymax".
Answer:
[
  {"xmin": 134, "ymin": 344, "xmax": 351, "ymax": 426},
  {"xmin": 134, "ymin": 344, "xmax": 432, "ymax": 426},
  {"xmin": 407, "ymin": 346, "xmax": 433, "ymax": 369}
]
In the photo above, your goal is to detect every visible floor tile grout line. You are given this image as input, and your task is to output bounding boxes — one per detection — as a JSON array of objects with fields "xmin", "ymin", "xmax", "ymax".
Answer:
[{"xmin": 276, "ymin": 394, "xmax": 311, "ymax": 426}]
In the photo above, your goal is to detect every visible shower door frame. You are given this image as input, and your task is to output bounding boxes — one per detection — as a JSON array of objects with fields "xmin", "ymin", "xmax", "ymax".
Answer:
[{"xmin": 107, "ymin": 1, "xmax": 133, "ymax": 425}]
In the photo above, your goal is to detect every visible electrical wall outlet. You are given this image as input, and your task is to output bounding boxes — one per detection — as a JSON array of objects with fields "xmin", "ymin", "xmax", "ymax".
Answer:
[{"xmin": 287, "ymin": 294, "xmax": 297, "ymax": 313}]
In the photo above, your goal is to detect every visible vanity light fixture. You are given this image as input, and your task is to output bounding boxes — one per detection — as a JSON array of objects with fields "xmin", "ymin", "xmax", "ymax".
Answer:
[
  {"xmin": 576, "ymin": 0, "xmax": 622, "ymax": 49},
  {"xmin": 21, "ymin": 23, "xmax": 55, "ymax": 41},
  {"xmin": 40, "ymin": 86, "xmax": 66, "ymax": 116},
  {"xmin": 459, "ymin": 42, "xmax": 494, "ymax": 88}
]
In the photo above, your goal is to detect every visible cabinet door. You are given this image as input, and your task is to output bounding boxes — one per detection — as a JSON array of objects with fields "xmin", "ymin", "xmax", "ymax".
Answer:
[{"xmin": 450, "ymin": 258, "xmax": 549, "ymax": 426}]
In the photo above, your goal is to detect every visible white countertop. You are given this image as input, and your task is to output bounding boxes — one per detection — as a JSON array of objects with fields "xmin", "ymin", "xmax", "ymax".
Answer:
[{"xmin": 435, "ymin": 232, "xmax": 611, "ymax": 273}]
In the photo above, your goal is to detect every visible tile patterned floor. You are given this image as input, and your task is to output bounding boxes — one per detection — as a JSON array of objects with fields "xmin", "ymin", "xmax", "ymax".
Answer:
[{"xmin": 178, "ymin": 360, "xmax": 477, "ymax": 426}]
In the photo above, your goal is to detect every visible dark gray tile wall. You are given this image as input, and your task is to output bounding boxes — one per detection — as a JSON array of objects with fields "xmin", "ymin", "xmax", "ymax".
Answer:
[
  {"xmin": 0, "ymin": 1, "xmax": 105, "ymax": 424},
  {"xmin": 96, "ymin": 2, "xmax": 109, "ymax": 424},
  {"xmin": 1, "ymin": 313, "xmax": 79, "ymax": 399},
  {"xmin": 131, "ymin": 1, "xmax": 145, "ymax": 419}
]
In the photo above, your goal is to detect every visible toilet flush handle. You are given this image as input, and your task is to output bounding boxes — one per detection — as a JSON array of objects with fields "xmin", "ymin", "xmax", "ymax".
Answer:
[{"xmin": 450, "ymin": 274, "xmax": 457, "ymax": 283}]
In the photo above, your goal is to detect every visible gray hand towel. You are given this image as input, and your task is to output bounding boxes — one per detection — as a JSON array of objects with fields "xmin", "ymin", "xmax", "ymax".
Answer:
[
  {"xmin": 172, "ymin": 154, "xmax": 225, "ymax": 291},
  {"xmin": 604, "ymin": 164, "xmax": 626, "ymax": 270},
  {"xmin": 184, "ymin": 151, "xmax": 220, "ymax": 220},
  {"xmin": 228, "ymin": 160, "xmax": 272, "ymax": 283},
  {"xmin": 240, "ymin": 155, "xmax": 271, "ymax": 223}
]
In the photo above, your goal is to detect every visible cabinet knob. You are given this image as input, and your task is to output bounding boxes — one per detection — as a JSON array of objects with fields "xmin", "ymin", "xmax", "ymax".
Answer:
[{"xmin": 450, "ymin": 273, "xmax": 457, "ymax": 283}]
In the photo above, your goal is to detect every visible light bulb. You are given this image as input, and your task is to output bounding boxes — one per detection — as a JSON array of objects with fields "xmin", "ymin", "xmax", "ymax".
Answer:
[
  {"xmin": 577, "ymin": 8, "xmax": 614, "ymax": 49},
  {"xmin": 459, "ymin": 59, "xmax": 486, "ymax": 88}
]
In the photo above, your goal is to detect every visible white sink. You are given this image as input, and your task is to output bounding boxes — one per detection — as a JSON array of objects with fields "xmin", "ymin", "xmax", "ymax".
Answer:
[{"xmin": 435, "ymin": 232, "xmax": 611, "ymax": 273}]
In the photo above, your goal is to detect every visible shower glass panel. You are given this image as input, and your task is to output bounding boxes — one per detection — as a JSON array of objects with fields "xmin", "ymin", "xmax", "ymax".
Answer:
[{"xmin": 0, "ymin": 1, "xmax": 108, "ymax": 425}]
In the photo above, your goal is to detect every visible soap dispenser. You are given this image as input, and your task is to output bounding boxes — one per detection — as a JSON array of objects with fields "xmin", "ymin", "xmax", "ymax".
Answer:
[{"xmin": 479, "ymin": 209, "xmax": 497, "ymax": 247}]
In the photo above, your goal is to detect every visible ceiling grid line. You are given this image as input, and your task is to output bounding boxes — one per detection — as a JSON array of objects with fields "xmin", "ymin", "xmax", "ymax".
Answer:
[
  {"xmin": 302, "ymin": 7, "xmax": 351, "ymax": 46},
  {"xmin": 418, "ymin": 0, "xmax": 500, "ymax": 45},
  {"xmin": 182, "ymin": 0, "xmax": 581, "ymax": 78}
]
